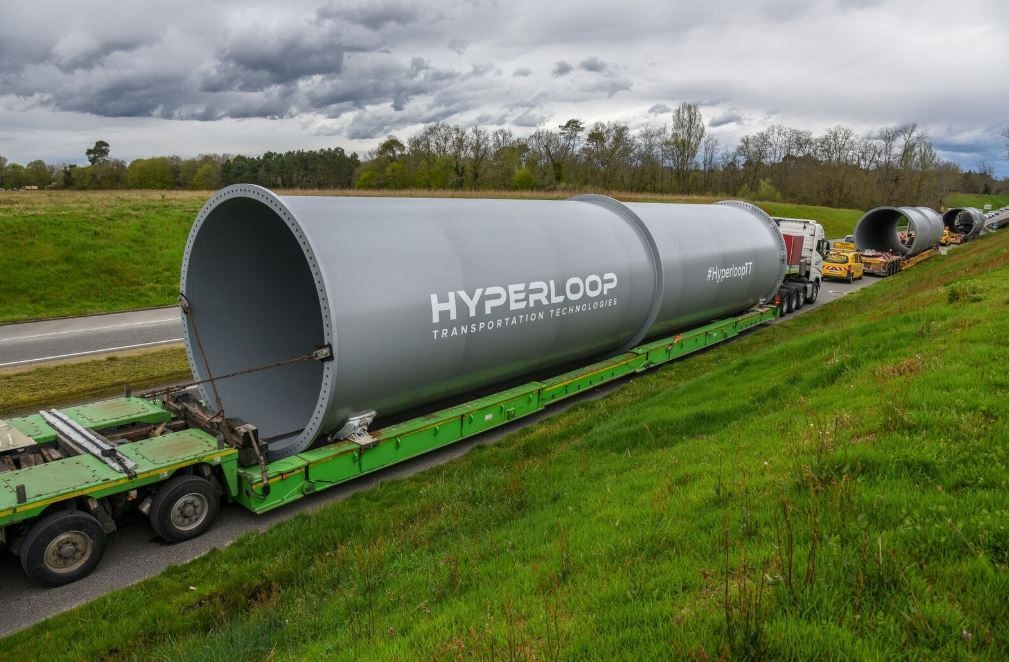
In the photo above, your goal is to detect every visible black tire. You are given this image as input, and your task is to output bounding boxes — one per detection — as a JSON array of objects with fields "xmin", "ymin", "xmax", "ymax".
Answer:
[
  {"xmin": 806, "ymin": 281, "xmax": 819, "ymax": 304},
  {"xmin": 779, "ymin": 293, "xmax": 791, "ymax": 315},
  {"xmin": 20, "ymin": 510, "xmax": 107, "ymax": 586},
  {"xmin": 846, "ymin": 271, "xmax": 853, "ymax": 284},
  {"xmin": 793, "ymin": 290, "xmax": 803, "ymax": 309},
  {"xmin": 150, "ymin": 475, "xmax": 220, "ymax": 543}
]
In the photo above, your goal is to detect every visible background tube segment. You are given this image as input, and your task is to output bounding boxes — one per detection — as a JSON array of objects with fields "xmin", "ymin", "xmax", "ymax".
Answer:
[
  {"xmin": 942, "ymin": 207, "xmax": 985, "ymax": 240},
  {"xmin": 854, "ymin": 206, "xmax": 943, "ymax": 256},
  {"xmin": 182, "ymin": 186, "xmax": 785, "ymax": 459}
]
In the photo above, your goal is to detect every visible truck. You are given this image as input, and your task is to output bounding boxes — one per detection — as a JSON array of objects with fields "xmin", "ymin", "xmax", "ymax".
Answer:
[
  {"xmin": 0, "ymin": 306, "xmax": 778, "ymax": 586},
  {"xmin": 773, "ymin": 218, "xmax": 827, "ymax": 313},
  {"xmin": 0, "ymin": 188, "xmax": 810, "ymax": 587},
  {"xmin": 858, "ymin": 246, "xmax": 937, "ymax": 277}
]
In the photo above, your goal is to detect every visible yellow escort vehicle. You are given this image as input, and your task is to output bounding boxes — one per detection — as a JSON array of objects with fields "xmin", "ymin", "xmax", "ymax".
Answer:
[{"xmin": 823, "ymin": 249, "xmax": 864, "ymax": 282}]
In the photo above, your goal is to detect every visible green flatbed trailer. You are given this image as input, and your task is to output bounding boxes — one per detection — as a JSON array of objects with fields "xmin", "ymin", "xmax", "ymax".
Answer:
[{"xmin": 0, "ymin": 305, "xmax": 777, "ymax": 585}]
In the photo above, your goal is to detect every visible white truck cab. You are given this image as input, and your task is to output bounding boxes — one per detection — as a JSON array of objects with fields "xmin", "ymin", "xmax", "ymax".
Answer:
[{"xmin": 773, "ymin": 217, "xmax": 827, "ymax": 307}]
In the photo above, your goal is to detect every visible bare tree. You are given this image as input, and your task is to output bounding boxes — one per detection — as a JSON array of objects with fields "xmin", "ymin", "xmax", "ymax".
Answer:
[
  {"xmin": 557, "ymin": 118, "xmax": 585, "ymax": 184},
  {"xmin": 634, "ymin": 125, "xmax": 666, "ymax": 191},
  {"xmin": 1003, "ymin": 127, "xmax": 1009, "ymax": 161},
  {"xmin": 465, "ymin": 127, "xmax": 490, "ymax": 188},
  {"xmin": 666, "ymin": 102, "xmax": 705, "ymax": 191},
  {"xmin": 582, "ymin": 122, "xmax": 634, "ymax": 189},
  {"xmin": 815, "ymin": 125, "xmax": 858, "ymax": 206},
  {"xmin": 935, "ymin": 160, "xmax": 963, "ymax": 203},
  {"xmin": 526, "ymin": 129, "xmax": 564, "ymax": 186},
  {"xmin": 736, "ymin": 130, "xmax": 771, "ymax": 191},
  {"xmin": 701, "ymin": 135, "xmax": 719, "ymax": 191}
]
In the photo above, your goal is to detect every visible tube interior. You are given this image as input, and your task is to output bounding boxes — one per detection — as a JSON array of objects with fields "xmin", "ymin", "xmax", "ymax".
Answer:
[
  {"xmin": 855, "ymin": 208, "xmax": 912, "ymax": 254},
  {"xmin": 184, "ymin": 197, "xmax": 326, "ymax": 445},
  {"xmin": 943, "ymin": 208, "xmax": 975, "ymax": 235}
]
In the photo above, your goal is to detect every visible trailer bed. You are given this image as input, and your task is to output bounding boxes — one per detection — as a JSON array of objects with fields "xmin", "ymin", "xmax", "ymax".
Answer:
[
  {"xmin": 1, "ymin": 305, "xmax": 777, "ymax": 582},
  {"xmin": 1, "ymin": 399, "xmax": 236, "ymax": 527}
]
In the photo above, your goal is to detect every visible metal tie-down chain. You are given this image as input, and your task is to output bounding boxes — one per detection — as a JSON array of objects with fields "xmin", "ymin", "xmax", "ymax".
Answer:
[{"xmin": 140, "ymin": 293, "xmax": 332, "ymax": 498}]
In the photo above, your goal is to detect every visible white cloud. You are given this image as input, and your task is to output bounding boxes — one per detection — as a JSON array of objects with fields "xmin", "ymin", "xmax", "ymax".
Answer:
[{"xmin": 0, "ymin": 0, "xmax": 1006, "ymax": 174}]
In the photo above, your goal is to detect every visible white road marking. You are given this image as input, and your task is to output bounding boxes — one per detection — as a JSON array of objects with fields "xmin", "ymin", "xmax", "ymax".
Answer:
[
  {"xmin": 0, "ymin": 317, "xmax": 180, "ymax": 342},
  {"xmin": 0, "ymin": 338, "xmax": 184, "ymax": 368}
]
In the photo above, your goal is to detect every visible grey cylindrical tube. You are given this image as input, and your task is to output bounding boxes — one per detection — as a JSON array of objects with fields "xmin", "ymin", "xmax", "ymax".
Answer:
[
  {"xmin": 854, "ymin": 206, "xmax": 942, "ymax": 255},
  {"xmin": 942, "ymin": 207, "xmax": 984, "ymax": 240},
  {"xmin": 181, "ymin": 186, "xmax": 785, "ymax": 459}
]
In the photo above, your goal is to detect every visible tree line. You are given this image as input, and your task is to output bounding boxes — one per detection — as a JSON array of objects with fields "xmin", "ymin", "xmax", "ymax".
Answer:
[
  {"xmin": 0, "ymin": 143, "xmax": 359, "ymax": 192},
  {"xmin": 352, "ymin": 109, "xmax": 1008, "ymax": 209},
  {"xmin": 2, "ymin": 106, "xmax": 1007, "ymax": 210}
]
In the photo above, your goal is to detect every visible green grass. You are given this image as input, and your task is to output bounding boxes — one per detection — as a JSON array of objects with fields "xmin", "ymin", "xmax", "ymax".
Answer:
[
  {"xmin": 946, "ymin": 193, "xmax": 1009, "ymax": 211},
  {"xmin": 755, "ymin": 202, "xmax": 862, "ymax": 238},
  {"xmin": 0, "ymin": 190, "xmax": 862, "ymax": 323},
  {"xmin": 0, "ymin": 347, "xmax": 190, "ymax": 417},
  {"xmin": 4, "ymin": 215, "xmax": 1009, "ymax": 659},
  {"xmin": 0, "ymin": 191, "xmax": 204, "ymax": 323}
]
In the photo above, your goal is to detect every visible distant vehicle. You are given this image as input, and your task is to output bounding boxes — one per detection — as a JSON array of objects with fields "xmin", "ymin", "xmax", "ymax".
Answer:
[{"xmin": 823, "ymin": 249, "xmax": 864, "ymax": 282}]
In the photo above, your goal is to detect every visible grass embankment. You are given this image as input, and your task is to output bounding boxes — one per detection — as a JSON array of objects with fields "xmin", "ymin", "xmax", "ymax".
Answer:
[
  {"xmin": 946, "ymin": 193, "xmax": 1009, "ymax": 211},
  {"xmin": 0, "ymin": 190, "xmax": 860, "ymax": 323},
  {"xmin": 4, "ymin": 213, "xmax": 1009, "ymax": 659},
  {"xmin": 0, "ymin": 347, "xmax": 190, "ymax": 417},
  {"xmin": 0, "ymin": 190, "xmax": 204, "ymax": 323}
]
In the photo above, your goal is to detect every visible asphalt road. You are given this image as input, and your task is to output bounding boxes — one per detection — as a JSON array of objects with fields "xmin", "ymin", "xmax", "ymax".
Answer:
[
  {"xmin": 0, "ymin": 275, "xmax": 881, "ymax": 636},
  {"xmin": 0, "ymin": 308, "xmax": 183, "ymax": 369}
]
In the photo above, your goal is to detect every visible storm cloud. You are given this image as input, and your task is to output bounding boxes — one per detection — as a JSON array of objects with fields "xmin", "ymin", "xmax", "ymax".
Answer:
[{"xmin": 0, "ymin": 0, "xmax": 1006, "ymax": 173}]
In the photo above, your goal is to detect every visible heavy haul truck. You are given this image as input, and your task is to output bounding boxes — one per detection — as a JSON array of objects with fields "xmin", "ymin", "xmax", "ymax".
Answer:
[
  {"xmin": 0, "ymin": 189, "xmax": 820, "ymax": 585},
  {"xmin": 852, "ymin": 205, "xmax": 943, "ymax": 277},
  {"xmin": 0, "ymin": 307, "xmax": 777, "ymax": 585},
  {"xmin": 773, "ymin": 217, "xmax": 826, "ymax": 313}
]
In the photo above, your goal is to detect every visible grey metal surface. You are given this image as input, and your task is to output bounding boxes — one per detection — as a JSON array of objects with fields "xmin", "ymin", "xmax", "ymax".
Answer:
[
  {"xmin": 854, "ymin": 206, "xmax": 942, "ymax": 256},
  {"xmin": 181, "ymin": 186, "xmax": 786, "ymax": 459},
  {"xmin": 942, "ymin": 207, "xmax": 984, "ymax": 240},
  {"xmin": 630, "ymin": 199, "xmax": 787, "ymax": 337}
]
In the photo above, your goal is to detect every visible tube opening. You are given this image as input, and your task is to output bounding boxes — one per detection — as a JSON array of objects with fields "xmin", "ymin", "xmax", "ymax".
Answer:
[
  {"xmin": 855, "ymin": 207, "xmax": 914, "ymax": 254},
  {"xmin": 182, "ymin": 195, "xmax": 327, "ymax": 450},
  {"xmin": 943, "ymin": 208, "xmax": 978, "ymax": 236}
]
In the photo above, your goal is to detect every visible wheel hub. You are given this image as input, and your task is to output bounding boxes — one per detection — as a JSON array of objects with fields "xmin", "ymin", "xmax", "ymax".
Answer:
[
  {"xmin": 171, "ymin": 492, "xmax": 208, "ymax": 531},
  {"xmin": 44, "ymin": 531, "xmax": 92, "ymax": 573}
]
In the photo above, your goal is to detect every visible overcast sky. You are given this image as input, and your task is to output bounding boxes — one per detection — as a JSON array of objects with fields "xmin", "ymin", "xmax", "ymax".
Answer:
[{"xmin": 1, "ymin": 0, "xmax": 1007, "ymax": 174}]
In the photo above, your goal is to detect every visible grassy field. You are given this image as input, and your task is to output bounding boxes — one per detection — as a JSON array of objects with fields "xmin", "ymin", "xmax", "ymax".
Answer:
[
  {"xmin": 946, "ymin": 193, "xmax": 1009, "ymax": 211},
  {"xmin": 0, "ymin": 189, "xmax": 861, "ymax": 323},
  {"xmin": 0, "ymin": 191, "xmax": 205, "ymax": 323},
  {"xmin": 3, "ymin": 213, "xmax": 1009, "ymax": 658},
  {"xmin": 0, "ymin": 346, "xmax": 190, "ymax": 417}
]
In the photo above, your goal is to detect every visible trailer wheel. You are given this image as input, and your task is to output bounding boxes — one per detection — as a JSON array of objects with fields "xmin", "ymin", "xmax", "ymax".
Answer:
[
  {"xmin": 20, "ymin": 510, "xmax": 107, "ymax": 586},
  {"xmin": 150, "ymin": 475, "xmax": 220, "ymax": 543},
  {"xmin": 779, "ymin": 293, "xmax": 791, "ymax": 315},
  {"xmin": 806, "ymin": 282, "xmax": 819, "ymax": 304}
]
